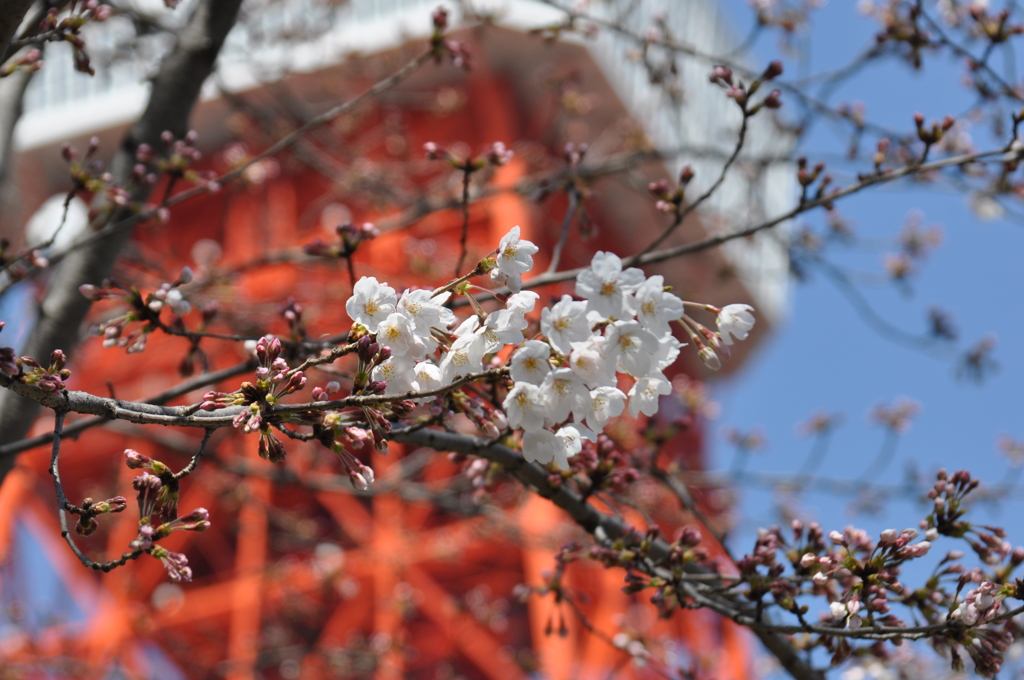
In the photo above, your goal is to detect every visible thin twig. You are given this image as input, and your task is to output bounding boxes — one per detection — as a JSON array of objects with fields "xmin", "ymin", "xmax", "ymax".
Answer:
[
  {"xmin": 546, "ymin": 181, "xmax": 580, "ymax": 274},
  {"xmin": 455, "ymin": 165, "xmax": 474, "ymax": 276},
  {"xmin": 49, "ymin": 410, "xmax": 143, "ymax": 572},
  {"xmin": 37, "ymin": 49, "xmax": 436, "ymax": 269},
  {"xmin": 639, "ymin": 110, "xmax": 751, "ymax": 256},
  {"xmin": 173, "ymin": 428, "xmax": 214, "ymax": 480},
  {"xmin": 649, "ymin": 465, "xmax": 735, "ymax": 562}
]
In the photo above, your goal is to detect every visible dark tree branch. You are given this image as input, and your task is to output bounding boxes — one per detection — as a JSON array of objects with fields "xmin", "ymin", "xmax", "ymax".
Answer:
[
  {"xmin": 388, "ymin": 426, "xmax": 826, "ymax": 680},
  {"xmin": 0, "ymin": 68, "xmax": 33, "ymax": 198},
  {"xmin": 0, "ymin": 356, "xmax": 257, "ymax": 457},
  {"xmin": 0, "ymin": 1, "xmax": 34, "ymax": 64}
]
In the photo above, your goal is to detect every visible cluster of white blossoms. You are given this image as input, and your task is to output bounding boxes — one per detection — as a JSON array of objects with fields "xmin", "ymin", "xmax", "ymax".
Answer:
[{"xmin": 344, "ymin": 227, "xmax": 756, "ymax": 471}]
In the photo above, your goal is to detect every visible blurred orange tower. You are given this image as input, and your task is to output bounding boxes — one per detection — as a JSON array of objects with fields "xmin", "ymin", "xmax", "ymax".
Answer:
[{"xmin": 0, "ymin": 7, "xmax": 790, "ymax": 679}]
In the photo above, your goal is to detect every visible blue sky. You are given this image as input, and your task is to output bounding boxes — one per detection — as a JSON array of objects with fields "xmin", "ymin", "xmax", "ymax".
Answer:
[{"xmin": 709, "ymin": 2, "xmax": 1024, "ymax": 551}]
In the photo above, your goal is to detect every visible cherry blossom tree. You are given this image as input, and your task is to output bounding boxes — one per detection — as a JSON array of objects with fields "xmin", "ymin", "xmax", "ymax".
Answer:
[{"xmin": 0, "ymin": 2, "xmax": 1023, "ymax": 679}]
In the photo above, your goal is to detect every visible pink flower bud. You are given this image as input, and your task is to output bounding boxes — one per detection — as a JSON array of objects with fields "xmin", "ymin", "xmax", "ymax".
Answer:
[
  {"xmin": 124, "ymin": 448, "xmax": 152, "ymax": 469},
  {"xmin": 432, "ymin": 7, "xmax": 448, "ymax": 30}
]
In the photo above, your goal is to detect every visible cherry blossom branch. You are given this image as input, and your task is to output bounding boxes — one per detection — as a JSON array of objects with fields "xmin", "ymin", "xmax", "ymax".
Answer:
[
  {"xmin": 647, "ymin": 464, "xmax": 734, "ymax": 561},
  {"xmin": 0, "ymin": 0, "xmax": 246, "ymax": 487},
  {"xmin": 172, "ymin": 428, "xmax": 213, "ymax": 481},
  {"xmin": 917, "ymin": 8, "xmax": 1023, "ymax": 103},
  {"xmin": 274, "ymin": 366, "xmax": 510, "ymax": 414},
  {"xmin": 0, "ymin": 356, "xmax": 257, "ymax": 458},
  {"xmin": 49, "ymin": 410, "xmax": 144, "ymax": 572},
  {"xmin": 545, "ymin": 180, "xmax": 580, "ymax": 274},
  {"xmin": 508, "ymin": 144, "xmax": 1022, "ymax": 296},
  {"xmin": 639, "ymin": 106, "xmax": 751, "ymax": 256},
  {"xmin": 533, "ymin": 0, "xmax": 904, "ymax": 141},
  {"xmin": 389, "ymin": 425, "xmax": 823, "ymax": 680},
  {"xmin": 0, "ymin": 364, "xmax": 509, "ymax": 432},
  {"xmin": 50, "ymin": 48, "xmax": 436, "ymax": 263}
]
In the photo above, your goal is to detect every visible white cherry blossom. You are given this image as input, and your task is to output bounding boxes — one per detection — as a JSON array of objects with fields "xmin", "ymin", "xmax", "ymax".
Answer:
[
  {"xmin": 440, "ymin": 328, "xmax": 487, "ymax": 383},
  {"xmin": 554, "ymin": 425, "xmax": 584, "ymax": 468},
  {"xmin": 346, "ymin": 277, "xmax": 397, "ymax": 332},
  {"xmin": 575, "ymin": 251, "xmax": 645, "ymax": 320},
  {"xmin": 506, "ymin": 290, "xmax": 539, "ymax": 315},
  {"xmin": 570, "ymin": 420, "xmax": 599, "ymax": 442},
  {"xmin": 627, "ymin": 376, "xmax": 672, "ymax": 418},
  {"xmin": 540, "ymin": 368, "xmax": 589, "ymax": 423},
  {"xmin": 452, "ymin": 315, "xmax": 480, "ymax": 337},
  {"xmin": 717, "ymin": 304, "xmax": 756, "ymax": 345},
  {"xmin": 652, "ymin": 334, "xmax": 684, "ymax": 373},
  {"xmin": 521, "ymin": 425, "xmax": 583, "ymax": 470},
  {"xmin": 483, "ymin": 290, "xmax": 538, "ymax": 349},
  {"xmin": 540, "ymin": 294, "xmax": 590, "ymax": 355},
  {"xmin": 503, "ymin": 382, "xmax": 549, "ymax": 432},
  {"xmin": 485, "ymin": 308, "xmax": 527, "ymax": 342},
  {"xmin": 576, "ymin": 385, "xmax": 626, "ymax": 431},
  {"xmin": 522, "ymin": 429, "xmax": 560, "ymax": 466},
  {"xmin": 414, "ymin": 361, "xmax": 445, "ymax": 393},
  {"xmin": 375, "ymin": 312, "xmax": 426, "ymax": 359},
  {"xmin": 492, "ymin": 226, "xmax": 539, "ymax": 293},
  {"xmin": 480, "ymin": 323, "xmax": 507, "ymax": 355},
  {"xmin": 634, "ymin": 275, "xmax": 683, "ymax": 336},
  {"xmin": 605, "ymin": 320, "xmax": 659, "ymax": 377},
  {"xmin": 397, "ymin": 289, "xmax": 452, "ymax": 345},
  {"xmin": 510, "ymin": 340, "xmax": 552, "ymax": 385},
  {"xmin": 569, "ymin": 337, "xmax": 616, "ymax": 387},
  {"xmin": 371, "ymin": 355, "xmax": 418, "ymax": 395}
]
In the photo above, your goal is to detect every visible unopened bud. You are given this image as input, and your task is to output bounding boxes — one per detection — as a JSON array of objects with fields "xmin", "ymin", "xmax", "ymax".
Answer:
[
  {"xmin": 124, "ymin": 449, "xmax": 152, "ymax": 469},
  {"xmin": 49, "ymin": 349, "xmax": 66, "ymax": 371},
  {"xmin": 697, "ymin": 347, "xmax": 721, "ymax": 371},
  {"xmin": 432, "ymin": 6, "xmax": 448, "ymax": 30},
  {"xmin": 349, "ymin": 470, "xmax": 369, "ymax": 491},
  {"xmin": 763, "ymin": 90, "xmax": 782, "ymax": 109},
  {"xmin": 762, "ymin": 60, "xmax": 783, "ymax": 80}
]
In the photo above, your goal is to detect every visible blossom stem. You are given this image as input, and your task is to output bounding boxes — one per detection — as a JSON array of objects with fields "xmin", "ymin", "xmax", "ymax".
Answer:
[
  {"xmin": 674, "ymin": 315, "xmax": 703, "ymax": 345},
  {"xmin": 431, "ymin": 262, "xmax": 486, "ymax": 299},
  {"xmin": 681, "ymin": 301, "xmax": 719, "ymax": 314}
]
